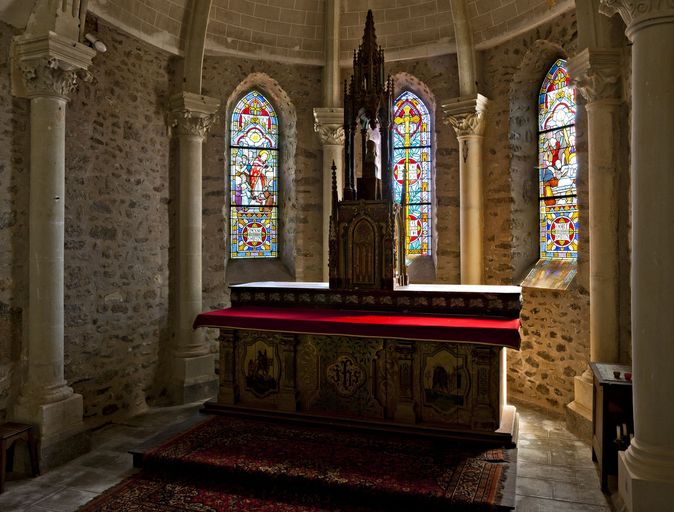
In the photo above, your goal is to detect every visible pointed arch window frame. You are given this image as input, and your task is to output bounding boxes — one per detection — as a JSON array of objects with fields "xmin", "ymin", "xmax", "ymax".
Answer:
[
  {"xmin": 538, "ymin": 59, "xmax": 578, "ymax": 261},
  {"xmin": 392, "ymin": 90, "xmax": 432, "ymax": 261},
  {"xmin": 229, "ymin": 90, "xmax": 279, "ymax": 259}
]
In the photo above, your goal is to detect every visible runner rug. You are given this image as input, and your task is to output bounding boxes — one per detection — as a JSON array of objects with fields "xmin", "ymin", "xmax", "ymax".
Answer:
[{"xmin": 80, "ymin": 415, "xmax": 517, "ymax": 511}]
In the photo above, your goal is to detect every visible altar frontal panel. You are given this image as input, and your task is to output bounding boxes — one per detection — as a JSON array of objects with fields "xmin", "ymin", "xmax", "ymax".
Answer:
[{"xmin": 217, "ymin": 329, "xmax": 502, "ymax": 432}]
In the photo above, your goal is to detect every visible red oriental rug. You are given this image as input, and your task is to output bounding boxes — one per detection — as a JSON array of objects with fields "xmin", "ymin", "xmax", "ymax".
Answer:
[{"xmin": 80, "ymin": 415, "xmax": 517, "ymax": 511}]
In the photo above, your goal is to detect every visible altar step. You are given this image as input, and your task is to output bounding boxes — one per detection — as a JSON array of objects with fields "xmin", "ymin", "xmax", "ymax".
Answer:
[{"xmin": 128, "ymin": 412, "xmax": 518, "ymax": 511}]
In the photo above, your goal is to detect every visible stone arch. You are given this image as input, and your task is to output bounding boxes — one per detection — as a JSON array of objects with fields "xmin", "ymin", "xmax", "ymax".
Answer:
[
  {"xmin": 391, "ymin": 72, "xmax": 437, "ymax": 283},
  {"xmin": 509, "ymin": 40, "xmax": 567, "ymax": 279},
  {"xmin": 224, "ymin": 72, "xmax": 298, "ymax": 282}
]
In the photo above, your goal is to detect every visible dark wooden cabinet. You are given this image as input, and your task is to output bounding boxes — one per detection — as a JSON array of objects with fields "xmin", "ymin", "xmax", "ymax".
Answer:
[{"xmin": 591, "ymin": 362, "xmax": 633, "ymax": 492}]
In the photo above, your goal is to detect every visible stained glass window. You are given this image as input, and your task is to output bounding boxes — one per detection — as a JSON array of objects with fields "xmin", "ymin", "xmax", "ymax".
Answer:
[
  {"xmin": 538, "ymin": 59, "xmax": 577, "ymax": 260},
  {"xmin": 392, "ymin": 91, "xmax": 432, "ymax": 260},
  {"xmin": 230, "ymin": 91, "xmax": 278, "ymax": 258}
]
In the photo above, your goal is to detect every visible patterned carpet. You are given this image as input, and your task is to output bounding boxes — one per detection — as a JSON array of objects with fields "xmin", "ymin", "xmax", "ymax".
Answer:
[{"xmin": 80, "ymin": 415, "xmax": 517, "ymax": 511}]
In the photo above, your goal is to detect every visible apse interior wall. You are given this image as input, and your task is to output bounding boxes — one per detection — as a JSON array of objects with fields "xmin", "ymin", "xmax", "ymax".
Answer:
[
  {"xmin": 63, "ymin": 20, "xmax": 172, "ymax": 423},
  {"xmin": 481, "ymin": 11, "xmax": 592, "ymax": 413},
  {"xmin": 201, "ymin": 54, "xmax": 324, "ymax": 313},
  {"xmin": 0, "ymin": 21, "xmax": 29, "ymax": 423}
]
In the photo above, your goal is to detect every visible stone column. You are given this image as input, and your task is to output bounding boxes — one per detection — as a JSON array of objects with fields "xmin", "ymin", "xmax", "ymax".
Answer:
[
  {"xmin": 11, "ymin": 34, "xmax": 95, "ymax": 467},
  {"xmin": 600, "ymin": 1, "xmax": 674, "ymax": 509},
  {"xmin": 567, "ymin": 49, "xmax": 623, "ymax": 430},
  {"xmin": 314, "ymin": 0, "xmax": 344, "ymax": 282},
  {"xmin": 442, "ymin": 94, "xmax": 489, "ymax": 284},
  {"xmin": 169, "ymin": 92, "xmax": 220, "ymax": 403},
  {"xmin": 314, "ymin": 109, "xmax": 345, "ymax": 281}
]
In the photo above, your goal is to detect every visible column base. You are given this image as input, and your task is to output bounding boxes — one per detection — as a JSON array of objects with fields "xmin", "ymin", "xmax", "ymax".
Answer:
[
  {"xmin": 168, "ymin": 354, "xmax": 218, "ymax": 404},
  {"xmin": 619, "ymin": 446, "xmax": 674, "ymax": 512},
  {"xmin": 12, "ymin": 393, "xmax": 90, "ymax": 470},
  {"xmin": 565, "ymin": 372, "xmax": 593, "ymax": 443}
]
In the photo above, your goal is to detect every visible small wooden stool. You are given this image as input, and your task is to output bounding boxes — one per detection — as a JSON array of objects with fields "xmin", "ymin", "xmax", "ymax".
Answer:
[{"xmin": 0, "ymin": 422, "xmax": 40, "ymax": 493}]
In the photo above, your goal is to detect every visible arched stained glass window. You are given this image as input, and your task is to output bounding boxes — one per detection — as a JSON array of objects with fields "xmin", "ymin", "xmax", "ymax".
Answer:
[
  {"xmin": 230, "ymin": 90, "xmax": 278, "ymax": 258},
  {"xmin": 539, "ymin": 59, "xmax": 577, "ymax": 259},
  {"xmin": 392, "ymin": 91, "xmax": 431, "ymax": 260}
]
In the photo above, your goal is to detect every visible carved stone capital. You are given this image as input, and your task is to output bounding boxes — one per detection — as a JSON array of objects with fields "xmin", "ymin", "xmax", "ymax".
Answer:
[
  {"xmin": 19, "ymin": 56, "xmax": 90, "ymax": 99},
  {"xmin": 169, "ymin": 92, "xmax": 220, "ymax": 139},
  {"xmin": 600, "ymin": 0, "xmax": 674, "ymax": 37},
  {"xmin": 313, "ymin": 107, "xmax": 345, "ymax": 146},
  {"xmin": 442, "ymin": 94, "xmax": 489, "ymax": 138},
  {"xmin": 568, "ymin": 48, "xmax": 623, "ymax": 103},
  {"xmin": 12, "ymin": 33, "xmax": 95, "ymax": 100}
]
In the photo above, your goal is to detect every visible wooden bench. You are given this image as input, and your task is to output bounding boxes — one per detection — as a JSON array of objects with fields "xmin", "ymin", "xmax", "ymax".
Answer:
[{"xmin": 0, "ymin": 422, "xmax": 40, "ymax": 493}]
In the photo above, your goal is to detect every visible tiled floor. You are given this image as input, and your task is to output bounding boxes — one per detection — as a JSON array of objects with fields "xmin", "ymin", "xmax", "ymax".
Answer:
[{"xmin": 0, "ymin": 403, "xmax": 615, "ymax": 511}]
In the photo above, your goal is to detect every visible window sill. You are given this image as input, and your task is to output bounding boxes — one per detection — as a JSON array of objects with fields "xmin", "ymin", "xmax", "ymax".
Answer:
[{"xmin": 520, "ymin": 259, "xmax": 577, "ymax": 291}]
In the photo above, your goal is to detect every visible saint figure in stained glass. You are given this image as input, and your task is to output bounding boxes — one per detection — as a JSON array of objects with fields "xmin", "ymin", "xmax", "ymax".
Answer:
[
  {"xmin": 538, "ymin": 59, "xmax": 578, "ymax": 259},
  {"xmin": 392, "ymin": 91, "xmax": 432, "ymax": 260},
  {"xmin": 230, "ymin": 91, "xmax": 278, "ymax": 258}
]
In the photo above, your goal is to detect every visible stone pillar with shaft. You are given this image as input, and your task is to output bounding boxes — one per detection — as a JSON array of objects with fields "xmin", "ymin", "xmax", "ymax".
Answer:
[
  {"xmin": 600, "ymin": 0, "xmax": 674, "ymax": 509},
  {"xmin": 566, "ymin": 49, "xmax": 624, "ymax": 434},
  {"xmin": 442, "ymin": 95, "xmax": 489, "ymax": 284},
  {"xmin": 314, "ymin": 0, "xmax": 344, "ymax": 282},
  {"xmin": 168, "ymin": 92, "xmax": 220, "ymax": 403},
  {"xmin": 314, "ymin": 109, "xmax": 345, "ymax": 280},
  {"xmin": 11, "ymin": 33, "xmax": 95, "ymax": 468}
]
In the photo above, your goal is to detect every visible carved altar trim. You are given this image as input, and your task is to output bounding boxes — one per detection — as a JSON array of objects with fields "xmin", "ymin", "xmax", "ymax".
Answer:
[{"xmin": 568, "ymin": 48, "xmax": 623, "ymax": 103}]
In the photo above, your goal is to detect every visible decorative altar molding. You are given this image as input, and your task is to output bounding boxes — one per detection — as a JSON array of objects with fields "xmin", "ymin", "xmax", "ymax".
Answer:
[
  {"xmin": 600, "ymin": 0, "xmax": 674, "ymax": 36},
  {"xmin": 169, "ymin": 91, "xmax": 220, "ymax": 139},
  {"xmin": 442, "ymin": 94, "xmax": 489, "ymax": 138},
  {"xmin": 568, "ymin": 48, "xmax": 623, "ymax": 103},
  {"xmin": 313, "ymin": 107, "xmax": 345, "ymax": 145}
]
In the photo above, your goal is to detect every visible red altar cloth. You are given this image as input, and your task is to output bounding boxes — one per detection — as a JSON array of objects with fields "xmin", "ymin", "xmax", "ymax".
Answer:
[{"xmin": 193, "ymin": 306, "xmax": 521, "ymax": 349}]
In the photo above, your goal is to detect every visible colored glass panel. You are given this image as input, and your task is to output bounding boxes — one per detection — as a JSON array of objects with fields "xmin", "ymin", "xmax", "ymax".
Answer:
[
  {"xmin": 393, "ymin": 91, "xmax": 432, "ymax": 260},
  {"xmin": 231, "ymin": 207, "xmax": 278, "ymax": 258},
  {"xmin": 540, "ymin": 199, "xmax": 578, "ymax": 259},
  {"xmin": 230, "ymin": 91, "xmax": 278, "ymax": 259},
  {"xmin": 230, "ymin": 148, "xmax": 278, "ymax": 207},
  {"xmin": 538, "ymin": 59, "xmax": 577, "ymax": 260},
  {"xmin": 405, "ymin": 202, "xmax": 431, "ymax": 257}
]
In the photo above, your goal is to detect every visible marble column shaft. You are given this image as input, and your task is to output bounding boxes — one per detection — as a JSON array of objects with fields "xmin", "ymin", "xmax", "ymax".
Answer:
[
  {"xmin": 443, "ymin": 95, "xmax": 489, "ymax": 285},
  {"xmin": 600, "ymin": 0, "xmax": 674, "ymax": 508}
]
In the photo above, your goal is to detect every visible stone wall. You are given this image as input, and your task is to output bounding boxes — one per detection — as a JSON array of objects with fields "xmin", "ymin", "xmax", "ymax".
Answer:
[
  {"xmin": 63, "ymin": 20, "xmax": 173, "ymax": 422},
  {"xmin": 0, "ymin": 21, "xmax": 29, "ymax": 422},
  {"xmin": 201, "ymin": 55, "xmax": 324, "ymax": 312},
  {"xmin": 387, "ymin": 56, "xmax": 461, "ymax": 283},
  {"xmin": 480, "ymin": 11, "xmax": 593, "ymax": 413}
]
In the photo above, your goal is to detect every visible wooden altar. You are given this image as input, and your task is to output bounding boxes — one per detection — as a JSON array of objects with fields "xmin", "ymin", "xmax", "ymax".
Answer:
[
  {"xmin": 195, "ymin": 11, "xmax": 521, "ymax": 444},
  {"xmin": 196, "ymin": 282, "xmax": 521, "ymax": 444}
]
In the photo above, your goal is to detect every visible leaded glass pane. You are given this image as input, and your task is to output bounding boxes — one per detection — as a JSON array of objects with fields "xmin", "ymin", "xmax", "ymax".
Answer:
[
  {"xmin": 406, "ymin": 202, "xmax": 431, "ymax": 257},
  {"xmin": 231, "ymin": 91, "xmax": 278, "ymax": 147},
  {"xmin": 538, "ymin": 60, "xmax": 577, "ymax": 260},
  {"xmin": 231, "ymin": 207, "xmax": 278, "ymax": 258},
  {"xmin": 540, "ymin": 199, "xmax": 578, "ymax": 259},
  {"xmin": 230, "ymin": 91, "xmax": 278, "ymax": 259},
  {"xmin": 393, "ymin": 91, "xmax": 432, "ymax": 259},
  {"xmin": 230, "ymin": 148, "xmax": 278, "ymax": 207},
  {"xmin": 539, "ymin": 59, "xmax": 576, "ymax": 131},
  {"xmin": 538, "ymin": 127, "xmax": 577, "ymax": 199}
]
